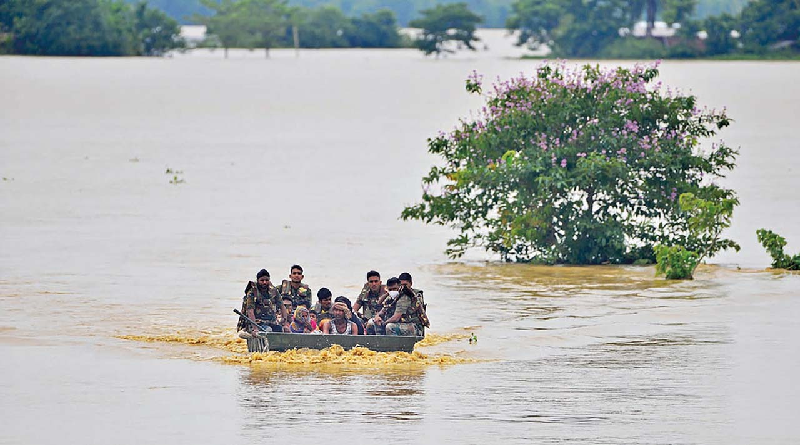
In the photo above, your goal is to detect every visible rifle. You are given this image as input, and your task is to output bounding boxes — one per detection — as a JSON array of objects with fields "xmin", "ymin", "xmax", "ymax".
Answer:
[
  {"xmin": 234, "ymin": 309, "xmax": 270, "ymax": 352},
  {"xmin": 375, "ymin": 289, "xmax": 402, "ymax": 320},
  {"xmin": 233, "ymin": 309, "xmax": 271, "ymax": 333}
]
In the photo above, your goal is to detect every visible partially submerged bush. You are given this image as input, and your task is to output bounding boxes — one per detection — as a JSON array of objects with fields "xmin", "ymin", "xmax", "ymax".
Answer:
[
  {"xmin": 757, "ymin": 229, "xmax": 800, "ymax": 270},
  {"xmin": 402, "ymin": 62, "xmax": 738, "ymax": 264},
  {"xmin": 654, "ymin": 192, "xmax": 740, "ymax": 279},
  {"xmin": 655, "ymin": 245, "xmax": 699, "ymax": 279}
]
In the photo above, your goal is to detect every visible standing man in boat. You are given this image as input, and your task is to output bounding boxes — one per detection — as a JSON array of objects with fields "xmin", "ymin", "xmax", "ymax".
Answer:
[
  {"xmin": 279, "ymin": 264, "xmax": 313, "ymax": 309},
  {"xmin": 352, "ymin": 270, "xmax": 388, "ymax": 323},
  {"xmin": 238, "ymin": 269, "xmax": 287, "ymax": 337},
  {"xmin": 320, "ymin": 301, "xmax": 359, "ymax": 335}
]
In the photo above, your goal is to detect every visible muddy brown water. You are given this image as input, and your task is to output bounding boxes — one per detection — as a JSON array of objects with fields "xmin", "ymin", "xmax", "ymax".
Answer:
[{"xmin": 2, "ymin": 37, "xmax": 799, "ymax": 443}]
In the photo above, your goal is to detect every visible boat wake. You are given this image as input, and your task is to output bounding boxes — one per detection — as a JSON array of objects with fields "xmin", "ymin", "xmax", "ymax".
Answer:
[{"xmin": 117, "ymin": 330, "xmax": 479, "ymax": 368}]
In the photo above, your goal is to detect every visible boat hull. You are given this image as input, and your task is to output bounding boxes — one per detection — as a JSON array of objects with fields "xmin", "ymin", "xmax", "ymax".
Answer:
[{"xmin": 246, "ymin": 332, "xmax": 423, "ymax": 353}]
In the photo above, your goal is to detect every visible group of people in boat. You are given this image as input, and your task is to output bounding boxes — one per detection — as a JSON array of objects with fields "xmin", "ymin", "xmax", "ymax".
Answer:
[{"xmin": 236, "ymin": 265, "xmax": 430, "ymax": 339}]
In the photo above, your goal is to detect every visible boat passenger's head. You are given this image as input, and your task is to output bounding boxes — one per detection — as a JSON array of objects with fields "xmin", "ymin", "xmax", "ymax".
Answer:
[
  {"xmin": 317, "ymin": 287, "xmax": 332, "ymax": 310},
  {"xmin": 294, "ymin": 306, "xmax": 309, "ymax": 323},
  {"xmin": 282, "ymin": 297, "xmax": 293, "ymax": 313},
  {"xmin": 334, "ymin": 296, "xmax": 352, "ymax": 312},
  {"xmin": 398, "ymin": 272, "xmax": 413, "ymax": 288},
  {"xmin": 331, "ymin": 301, "xmax": 350, "ymax": 320},
  {"xmin": 256, "ymin": 269, "xmax": 271, "ymax": 287},
  {"xmin": 367, "ymin": 270, "xmax": 381, "ymax": 291},
  {"xmin": 386, "ymin": 277, "xmax": 400, "ymax": 292},
  {"xmin": 290, "ymin": 265, "xmax": 304, "ymax": 283}
]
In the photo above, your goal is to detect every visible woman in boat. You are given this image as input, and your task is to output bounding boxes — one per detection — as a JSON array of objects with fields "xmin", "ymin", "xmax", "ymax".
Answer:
[
  {"xmin": 289, "ymin": 306, "xmax": 315, "ymax": 333},
  {"xmin": 320, "ymin": 302, "xmax": 359, "ymax": 335}
]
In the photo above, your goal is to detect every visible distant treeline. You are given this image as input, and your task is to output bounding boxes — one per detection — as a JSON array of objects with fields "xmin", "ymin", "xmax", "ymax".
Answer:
[
  {"xmin": 505, "ymin": 0, "xmax": 799, "ymax": 59},
  {"xmin": 0, "ymin": 0, "xmax": 184, "ymax": 56},
  {"xmin": 125, "ymin": 0, "xmax": 750, "ymax": 27},
  {"xmin": 1, "ymin": 0, "xmax": 796, "ymax": 58},
  {"xmin": 193, "ymin": 0, "xmax": 406, "ymax": 57}
]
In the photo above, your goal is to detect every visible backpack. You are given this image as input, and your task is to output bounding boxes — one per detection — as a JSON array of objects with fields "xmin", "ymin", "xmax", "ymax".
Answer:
[
  {"xmin": 409, "ymin": 290, "xmax": 430, "ymax": 328},
  {"xmin": 236, "ymin": 281, "xmax": 257, "ymax": 331}
]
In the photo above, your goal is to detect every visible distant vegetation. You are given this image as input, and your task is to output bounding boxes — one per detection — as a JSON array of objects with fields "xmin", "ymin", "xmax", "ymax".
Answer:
[
  {"xmin": 508, "ymin": 0, "xmax": 800, "ymax": 59},
  {"xmin": 1, "ymin": 0, "xmax": 795, "ymax": 58},
  {"xmin": 0, "ymin": 0, "xmax": 184, "ymax": 56},
  {"xmin": 194, "ymin": 0, "xmax": 405, "ymax": 57},
  {"xmin": 409, "ymin": 3, "xmax": 483, "ymax": 57},
  {"xmin": 121, "ymin": 0, "xmax": 750, "ymax": 27}
]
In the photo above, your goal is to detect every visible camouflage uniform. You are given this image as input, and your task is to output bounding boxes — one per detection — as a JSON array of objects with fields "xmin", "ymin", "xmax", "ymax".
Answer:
[
  {"xmin": 237, "ymin": 281, "xmax": 283, "ymax": 332},
  {"xmin": 279, "ymin": 279, "xmax": 313, "ymax": 310},
  {"xmin": 385, "ymin": 287, "xmax": 428, "ymax": 337},
  {"xmin": 384, "ymin": 292, "xmax": 416, "ymax": 336},
  {"xmin": 355, "ymin": 283, "xmax": 388, "ymax": 320}
]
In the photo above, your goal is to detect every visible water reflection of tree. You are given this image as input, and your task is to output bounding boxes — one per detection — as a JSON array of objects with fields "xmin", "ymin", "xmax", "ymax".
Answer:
[{"xmin": 238, "ymin": 366, "xmax": 427, "ymax": 427}]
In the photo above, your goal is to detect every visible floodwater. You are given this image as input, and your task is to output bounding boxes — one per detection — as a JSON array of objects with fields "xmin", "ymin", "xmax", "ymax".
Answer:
[{"xmin": 2, "ymin": 31, "xmax": 800, "ymax": 444}]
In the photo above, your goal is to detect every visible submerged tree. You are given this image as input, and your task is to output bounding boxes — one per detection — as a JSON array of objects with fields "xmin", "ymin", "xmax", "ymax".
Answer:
[
  {"xmin": 738, "ymin": 0, "xmax": 800, "ymax": 53},
  {"xmin": 756, "ymin": 229, "xmax": 800, "ymax": 270},
  {"xmin": 506, "ymin": 0, "xmax": 700, "ymax": 57},
  {"xmin": 409, "ymin": 2, "xmax": 482, "ymax": 57},
  {"xmin": 348, "ymin": 9, "xmax": 402, "ymax": 48},
  {"xmin": 198, "ymin": 0, "xmax": 252, "ymax": 57},
  {"xmin": 4, "ymin": 0, "xmax": 182, "ymax": 56},
  {"xmin": 133, "ymin": 1, "xmax": 184, "ymax": 56},
  {"xmin": 507, "ymin": 0, "xmax": 632, "ymax": 57},
  {"xmin": 240, "ymin": 0, "xmax": 288, "ymax": 57},
  {"xmin": 294, "ymin": 5, "xmax": 353, "ymax": 48},
  {"xmin": 402, "ymin": 62, "xmax": 738, "ymax": 264}
]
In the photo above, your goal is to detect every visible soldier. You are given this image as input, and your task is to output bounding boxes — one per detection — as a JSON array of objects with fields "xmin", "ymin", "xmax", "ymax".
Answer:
[
  {"xmin": 352, "ymin": 270, "xmax": 388, "ymax": 323},
  {"xmin": 386, "ymin": 272, "xmax": 429, "ymax": 336},
  {"xmin": 365, "ymin": 277, "xmax": 401, "ymax": 335},
  {"xmin": 237, "ymin": 269, "xmax": 287, "ymax": 338},
  {"xmin": 279, "ymin": 264, "xmax": 313, "ymax": 309}
]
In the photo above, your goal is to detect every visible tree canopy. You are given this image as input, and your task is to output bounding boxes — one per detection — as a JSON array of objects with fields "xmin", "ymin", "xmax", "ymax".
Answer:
[
  {"xmin": 506, "ymin": 0, "xmax": 799, "ymax": 58},
  {"xmin": 409, "ymin": 2, "xmax": 483, "ymax": 56},
  {"xmin": 126, "ymin": 0, "xmax": 750, "ymax": 27},
  {"xmin": 1, "ymin": 0, "xmax": 183, "ymax": 56},
  {"xmin": 402, "ymin": 62, "xmax": 739, "ymax": 264},
  {"xmin": 507, "ymin": 0, "xmax": 637, "ymax": 57},
  {"xmin": 196, "ymin": 0, "xmax": 403, "ymax": 54},
  {"xmin": 738, "ymin": 0, "xmax": 800, "ymax": 51}
]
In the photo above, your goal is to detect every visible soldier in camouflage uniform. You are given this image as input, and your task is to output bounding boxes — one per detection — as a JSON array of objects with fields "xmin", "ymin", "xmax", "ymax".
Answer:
[
  {"xmin": 278, "ymin": 264, "xmax": 313, "ymax": 309},
  {"xmin": 385, "ymin": 272, "xmax": 429, "ymax": 337},
  {"xmin": 237, "ymin": 269, "xmax": 287, "ymax": 338},
  {"xmin": 365, "ymin": 276, "xmax": 400, "ymax": 335},
  {"xmin": 352, "ymin": 270, "xmax": 388, "ymax": 323}
]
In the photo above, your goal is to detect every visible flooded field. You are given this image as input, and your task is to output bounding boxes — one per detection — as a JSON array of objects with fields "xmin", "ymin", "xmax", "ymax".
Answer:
[{"xmin": 1, "ymin": 37, "xmax": 799, "ymax": 443}]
